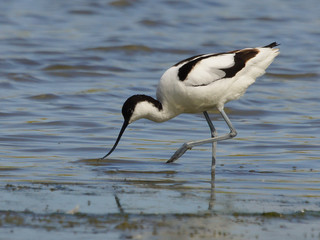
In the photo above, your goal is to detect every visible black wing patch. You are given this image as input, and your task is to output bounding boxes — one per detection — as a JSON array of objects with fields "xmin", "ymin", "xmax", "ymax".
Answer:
[
  {"xmin": 176, "ymin": 49, "xmax": 258, "ymax": 81},
  {"xmin": 221, "ymin": 49, "xmax": 258, "ymax": 78},
  {"xmin": 176, "ymin": 52, "xmax": 226, "ymax": 81}
]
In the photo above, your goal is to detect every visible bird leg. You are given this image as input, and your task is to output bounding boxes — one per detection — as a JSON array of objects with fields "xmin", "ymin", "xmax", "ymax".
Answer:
[
  {"xmin": 166, "ymin": 109, "xmax": 237, "ymax": 163},
  {"xmin": 203, "ymin": 111, "xmax": 217, "ymax": 171}
]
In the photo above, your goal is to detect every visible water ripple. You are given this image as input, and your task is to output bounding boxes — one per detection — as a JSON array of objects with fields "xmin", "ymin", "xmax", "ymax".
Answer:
[{"xmin": 0, "ymin": 0, "xmax": 320, "ymax": 238}]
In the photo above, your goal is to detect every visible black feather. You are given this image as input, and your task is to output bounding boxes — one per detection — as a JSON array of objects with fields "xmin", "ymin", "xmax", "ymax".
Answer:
[{"xmin": 263, "ymin": 42, "xmax": 280, "ymax": 48}]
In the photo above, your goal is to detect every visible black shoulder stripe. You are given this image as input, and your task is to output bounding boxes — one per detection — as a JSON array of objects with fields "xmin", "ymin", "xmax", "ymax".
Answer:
[
  {"xmin": 176, "ymin": 52, "xmax": 226, "ymax": 81},
  {"xmin": 173, "ymin": 54, "xmax": 204, "ymax": 67},
  {"xmin": 221, "ymin": 49, "xmax": 258, "ymax": 78},
  {"xmin": 176, "ymin": 48, "xmax": 259, "ymax": 82}
]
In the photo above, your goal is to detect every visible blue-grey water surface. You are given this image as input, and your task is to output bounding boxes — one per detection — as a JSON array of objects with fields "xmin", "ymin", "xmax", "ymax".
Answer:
[{"xmin": 1, "ymin": 0, "xmax": 320, "ymax": 239}]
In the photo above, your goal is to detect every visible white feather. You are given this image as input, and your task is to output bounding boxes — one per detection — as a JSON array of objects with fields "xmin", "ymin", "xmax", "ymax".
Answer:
[
  {"xmin": 157, "ymin": 46, "xmax": 279, "ymax": 114},
  {"xmin": 183, "ymin": 53, "xmax": 235, "ymax": 87}
]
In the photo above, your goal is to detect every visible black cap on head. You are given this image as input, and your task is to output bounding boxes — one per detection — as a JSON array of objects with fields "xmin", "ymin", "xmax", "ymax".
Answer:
[
  {"xmin": 101, "ymin": 94, "xmax": 162, "ymax": 160},
  {"xmin": 121, "ymin": 94, "xmax": 162, "ymax": 123},
  {"xmin": 121, "ymin": 95, "xmax": 139, "ymax": 123},
  {"xmin": 101, "ymin": 95, "xmax": 147, "ymax": 160}
]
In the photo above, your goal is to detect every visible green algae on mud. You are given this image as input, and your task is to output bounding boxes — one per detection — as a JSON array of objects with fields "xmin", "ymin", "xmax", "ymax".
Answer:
[{"xmin": 1, "ymin": 210, "xmax": 320, "ymax": 239}]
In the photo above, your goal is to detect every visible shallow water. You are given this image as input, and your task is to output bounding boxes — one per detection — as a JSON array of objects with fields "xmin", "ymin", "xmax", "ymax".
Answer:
[{"xmin": 1, "ymin": 0, "xmax": 320, "ymax": 239}]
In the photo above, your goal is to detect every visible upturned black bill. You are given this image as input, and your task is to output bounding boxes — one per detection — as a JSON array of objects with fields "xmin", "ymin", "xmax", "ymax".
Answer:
[{"xmin": 101, "ymin": 120, "xmax": 128, "ymax": 160}]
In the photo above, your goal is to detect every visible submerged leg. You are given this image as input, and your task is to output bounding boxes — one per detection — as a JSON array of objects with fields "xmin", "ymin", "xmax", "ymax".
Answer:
[
  {"xmin": 204, "ymin": 112, "xmax": 217, "ymax": 209},
  {"xmin": 167, "ymin": 109, "xmax": 237, "ymax": 163},
  {"xmin": 203, "ymin": 111, "xmax": 217, "ymax": 171}
]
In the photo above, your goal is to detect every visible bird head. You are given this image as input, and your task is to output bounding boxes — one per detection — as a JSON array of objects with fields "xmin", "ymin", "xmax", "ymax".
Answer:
[{"xmin": 101, "ymin": 94, "xmax": 162, "ymax": 159}]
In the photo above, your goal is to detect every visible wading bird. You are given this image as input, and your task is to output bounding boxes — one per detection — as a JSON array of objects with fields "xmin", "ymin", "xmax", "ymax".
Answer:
[{"xmin": 101, "ymin": 42, "xmax": 279, "ymax": 165}]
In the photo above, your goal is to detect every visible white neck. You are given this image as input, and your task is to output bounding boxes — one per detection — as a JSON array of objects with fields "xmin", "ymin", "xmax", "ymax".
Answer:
[{"xmin": 129, "ymin": 99, "xmax": 178, "ymax": 123}]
